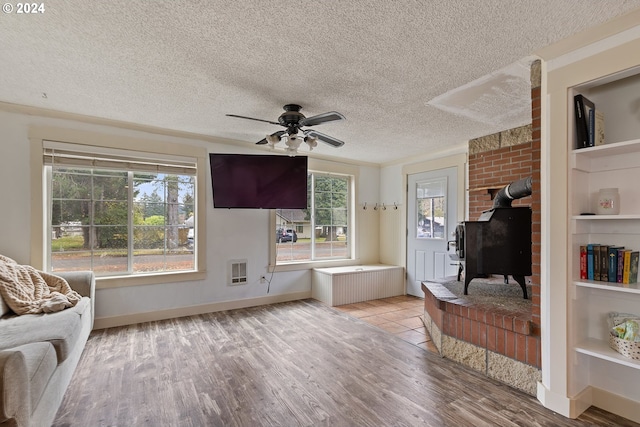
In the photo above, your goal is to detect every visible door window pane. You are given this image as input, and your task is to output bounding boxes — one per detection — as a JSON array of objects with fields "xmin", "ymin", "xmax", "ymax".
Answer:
[{"xmin": 416, "ymin": 178, "xmax": 447, "ymax": 239}]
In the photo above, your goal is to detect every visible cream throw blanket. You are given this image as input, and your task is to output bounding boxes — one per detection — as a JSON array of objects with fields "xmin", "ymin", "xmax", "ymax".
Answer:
[{"xmin": 0, "ymin": 254, "xmax": 81, "ymax": 315}]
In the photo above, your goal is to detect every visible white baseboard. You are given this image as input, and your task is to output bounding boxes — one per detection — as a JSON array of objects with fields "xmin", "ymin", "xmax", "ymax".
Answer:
[
  {"xmin": 93, "ymin": 291, "xmax": 312, "ymax": 329},
  {"xmin": 536, "ymin": 381, "xmax": 590, "ymax": 419},
  {"xmin": 591, "ymin": 386, "xmax": 640, "ymax": 424},
  {"xmin": 537, "ymin": 382, "xmax": 640, "ymax": 422}
]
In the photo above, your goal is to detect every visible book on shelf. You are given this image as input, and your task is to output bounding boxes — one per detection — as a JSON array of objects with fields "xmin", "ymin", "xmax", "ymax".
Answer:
[
  {"xmin": 617, "ymin": 248, "xmax": 627, "ymax": 283},
  {"xmin": 608, "ymin": 246, "xmax": 624, "ymax": 282},
  {"xmin": 587, "ymin": 243, "xmax": 598, "ymax": 280},
  {"xmin": 589, "ymin": 109, "xmax": 594, "ymax": 147},
  {"xmin": 599, "ymin": 245, "xmax": 609, "ymax": 281},
  {"xmin": 621, "ymin": 250, "xmax": 639, "ymax": 284},
  {"xmin": 629, "ymin": 251, "xmax": 639, "ymax": 284},
  {"xmin": 587, "ymin": 108, "xmax": 605, "ymax": 147},
  {"xmin": 594, "ymin": 109, "xmax": 605, "ymax": 146},
  {"xmin": 574, "ymin": 94, "xmax": 594, "ymax": 149},
  {"xmin": 623, "ymin": 250, "xmax": 632, "ymax": 284},
  {"xmin": 581, "ymin": 243, "xmax": 637, "ymax": 283},
  {"xmin": 593, "ymin": 244, "xmax": 601, "ymax": 281}
]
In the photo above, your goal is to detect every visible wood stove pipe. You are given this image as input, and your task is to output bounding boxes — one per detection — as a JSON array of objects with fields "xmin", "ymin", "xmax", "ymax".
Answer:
[{"xmin": 492, "ymin": 176, "xmax": 532, "ymax": 208}]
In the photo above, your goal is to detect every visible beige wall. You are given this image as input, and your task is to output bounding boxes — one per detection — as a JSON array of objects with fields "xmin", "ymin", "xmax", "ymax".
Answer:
[{"xmin": 0, "ymin": 107, "xmax": 381, "ymax": 327}]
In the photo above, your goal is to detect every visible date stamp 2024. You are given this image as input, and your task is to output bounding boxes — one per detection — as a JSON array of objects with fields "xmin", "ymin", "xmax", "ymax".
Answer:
[{"xmin": 3, "ymin": 3, "xmax": 45, "ymax": 14}]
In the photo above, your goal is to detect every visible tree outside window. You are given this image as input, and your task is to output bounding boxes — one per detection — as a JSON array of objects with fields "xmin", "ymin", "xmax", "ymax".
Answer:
[
  {"xmin": 276, "ymin": 173, "xmax": 351, "ymax": 263},
  {"xmin": 49, "ymin": 167, "xmax": 195, "ymax": 275}
]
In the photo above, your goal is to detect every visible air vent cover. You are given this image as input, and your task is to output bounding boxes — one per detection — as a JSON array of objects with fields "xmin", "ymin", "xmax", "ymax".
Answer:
[{"xmin": 228, "ymin": 259, "xmax": 247, "ymax": 285}]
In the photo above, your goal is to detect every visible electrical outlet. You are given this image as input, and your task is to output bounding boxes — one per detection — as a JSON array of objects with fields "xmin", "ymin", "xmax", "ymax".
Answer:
[{"xmin": 260, "ymin": 275, "xmax": 266, "ymax": 283}]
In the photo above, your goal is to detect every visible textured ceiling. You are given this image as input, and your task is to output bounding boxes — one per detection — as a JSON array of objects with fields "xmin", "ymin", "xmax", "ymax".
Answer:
[{"xmin": 2, "ymin": 1, "xmax": 640, "ymax": 164}]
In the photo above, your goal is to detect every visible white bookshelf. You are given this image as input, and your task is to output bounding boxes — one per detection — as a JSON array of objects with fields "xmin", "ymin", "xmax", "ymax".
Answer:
[
  {"xmin": 575, "ymin": 338, "xmax": 640, "ymax": 370},
  {"xmin": 565, "ymin": 65, "xmax": 640, "ymax": 421},
  {"xmin": 573, "ymin": 214, "xmax": 640, "ymax": 221},
  {"xmin": 574, "ymin": 279, "xmax": 640, "ymax": 295},
  {"xmin": 542, "ymin": 22, "xmax": 640, "ymax": 424}
]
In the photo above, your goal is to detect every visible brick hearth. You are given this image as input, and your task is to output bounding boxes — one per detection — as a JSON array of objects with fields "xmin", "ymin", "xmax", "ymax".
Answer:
[{"xmin": 421, "ymin": 281, "xmax": 541, "ymax": 395}]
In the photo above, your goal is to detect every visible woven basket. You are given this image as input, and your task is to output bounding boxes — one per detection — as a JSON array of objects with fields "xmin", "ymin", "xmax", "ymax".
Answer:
[{"xmin": 609, "ymin": 333, "xmax": 640, "ymax": 360}]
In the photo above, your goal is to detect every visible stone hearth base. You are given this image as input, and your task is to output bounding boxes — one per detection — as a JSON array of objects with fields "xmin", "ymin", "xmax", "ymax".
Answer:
[{"xmin": 422, "ymin": 281, "xmax": 541, "ymax": 396}]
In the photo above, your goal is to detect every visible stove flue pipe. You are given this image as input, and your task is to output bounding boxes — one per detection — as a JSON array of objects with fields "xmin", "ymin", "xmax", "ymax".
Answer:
[{"xmin": 492, "ymin": 176, "xmax": 532, "ymax": 208}]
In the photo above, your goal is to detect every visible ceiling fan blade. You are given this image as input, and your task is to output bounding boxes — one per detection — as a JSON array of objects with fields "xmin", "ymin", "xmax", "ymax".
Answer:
[
  {"xmin": 226, "ymin": 114, "xmax": 280, "ymax": 125},
  {"xmin": 299, "ymin": 111, "xmax": 345, "ymax": 127},
  {"xmin": 305, "ymin": 130, "xmax": 345, "ymax": 148},
  {"xmin": 256, "ymin": 130, "xmax": 286, "ymax": 145}
]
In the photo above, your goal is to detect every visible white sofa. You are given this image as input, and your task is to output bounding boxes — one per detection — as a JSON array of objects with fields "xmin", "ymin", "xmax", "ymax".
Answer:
[{"xmin": 0, "ymin": 271, "xmax": 95, "ymax": 427}]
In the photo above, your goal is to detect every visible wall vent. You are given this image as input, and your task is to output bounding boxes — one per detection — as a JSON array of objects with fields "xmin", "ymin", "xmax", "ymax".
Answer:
[{"xmin": 228, "ymin": 259, "xmax": 247, "ymax": 285}]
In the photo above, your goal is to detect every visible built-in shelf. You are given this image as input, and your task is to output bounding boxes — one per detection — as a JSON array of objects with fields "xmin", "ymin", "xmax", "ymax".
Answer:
[
  {"xmin": 574, "ymin": 280, "xmax": 640, "ymax": 294},
  {"xmin": 572, "ymin": 214, "xmax": 640, "ymax": 220},
  {"xmin": 558, "ymin": 35, "xmax": 640, "ymax": 421},
  {"xmin": 571, "ymin": 138, "xmax": 640, "ymax": 158},
  {"xmin": 576, "ymin": 338, "xmax": 640, "ymax": 370}
]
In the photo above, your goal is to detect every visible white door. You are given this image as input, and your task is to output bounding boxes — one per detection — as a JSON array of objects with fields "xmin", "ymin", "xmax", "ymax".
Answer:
[{"xmin": 406, "ymin": 167, "xmax": 459, "ymax": 296}]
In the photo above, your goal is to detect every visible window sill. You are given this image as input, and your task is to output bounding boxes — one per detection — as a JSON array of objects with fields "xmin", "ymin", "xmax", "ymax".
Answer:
[
  {"xmin": 270, "ymin": 259, "xmax": 360, "ymax": 272},
  {"xmin": 96, "ymin": 270, "xmax": 206, "ymax": 289}
]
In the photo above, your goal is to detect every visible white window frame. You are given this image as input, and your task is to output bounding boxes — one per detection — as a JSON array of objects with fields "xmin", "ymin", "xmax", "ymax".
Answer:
[
  {"xmin": 29, "ymin": 127, "xmax": 207, "ymax": 288},
  {"xmin": 269, "ymin": 158, "xmax": 358, "ymax": 271}
]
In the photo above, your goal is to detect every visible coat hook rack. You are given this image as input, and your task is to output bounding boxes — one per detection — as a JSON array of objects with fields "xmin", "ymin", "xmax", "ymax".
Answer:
[{"xmin": 362, "ymin": 202, "xmax": 399, "ymax": 211}]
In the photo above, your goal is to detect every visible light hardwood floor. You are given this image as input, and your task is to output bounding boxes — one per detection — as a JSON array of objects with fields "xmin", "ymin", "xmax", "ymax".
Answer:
[{"xmin": 53, "ymin": 299, "xmax": 638, "ymax": 426}]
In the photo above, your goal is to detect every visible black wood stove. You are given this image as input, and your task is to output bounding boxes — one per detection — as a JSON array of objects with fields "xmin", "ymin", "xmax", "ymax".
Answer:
[{"xmin": 454, "ymin": 177, "xmax": 532, "ymax": 299}]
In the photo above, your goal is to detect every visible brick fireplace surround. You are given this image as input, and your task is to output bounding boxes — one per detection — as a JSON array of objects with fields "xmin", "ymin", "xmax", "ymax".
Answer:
[{"xmin": 422, "ymin": 60, "xmax": 542, "ymax": 395}]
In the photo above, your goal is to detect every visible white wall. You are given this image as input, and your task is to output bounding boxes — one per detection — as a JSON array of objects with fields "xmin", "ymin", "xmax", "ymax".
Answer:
[
  {"xmin": 0, "ymin": 108, "xmax": 380, "ymax": 325},
  {"xmin": 378, "ymin": 150, "xmax": 467, "ymax": 267},
  {"xmin": 379, "ymin": 163, "xmax": 404, "ymax": 206}
]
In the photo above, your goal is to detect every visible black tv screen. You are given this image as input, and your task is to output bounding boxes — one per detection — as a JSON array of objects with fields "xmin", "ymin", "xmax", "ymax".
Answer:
[{"xmin": 210, "ymin": 153, "xmax": 308, "ymax": 209}]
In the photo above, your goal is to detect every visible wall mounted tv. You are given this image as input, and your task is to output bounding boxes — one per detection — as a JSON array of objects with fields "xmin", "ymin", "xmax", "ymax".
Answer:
[{"xmin": 209, "ymin": 153, "xmax": 308, "ymax": 209}]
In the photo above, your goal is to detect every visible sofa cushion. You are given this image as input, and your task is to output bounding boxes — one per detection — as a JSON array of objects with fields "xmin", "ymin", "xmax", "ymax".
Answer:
[
  {"xmin": 0, "ymin": 297, "xmax": 90, "ymax": 363},
  {"xmin": 13, "ymin": 342, "xmax": 58, "ymax": 411},
  {"xmin": 0, "ymin": 294, "xmax": 10, "ymax": 317},
  {"xmin": 0, "ymin": 349, "xmax": 27, "ymax": 425}
]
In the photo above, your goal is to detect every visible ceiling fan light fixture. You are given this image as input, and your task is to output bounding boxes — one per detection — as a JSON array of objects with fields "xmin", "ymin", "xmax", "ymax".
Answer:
[
  {"xmin": 285, "ymin": 135, "xmax": 302, "ymax": 156},
  {"xmin": 227, "ymin": 104, "xmax": 346, "ymax": 152},
  {"xmin": 305, "ymin": 135, "xmax": 317, "ymax": 151},
  {"xmin": 265, "ymin": 133, "xmax": 281, "ymax": 147},
  {"xmin": 284, "ymin": 147, "xmax": 298, "ymax": 156}
]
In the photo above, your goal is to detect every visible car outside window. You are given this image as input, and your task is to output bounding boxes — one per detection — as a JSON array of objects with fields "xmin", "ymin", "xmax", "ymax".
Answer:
[{"xmin": 276, "ymin": 172, "xmax": 351, "ymax": 263}]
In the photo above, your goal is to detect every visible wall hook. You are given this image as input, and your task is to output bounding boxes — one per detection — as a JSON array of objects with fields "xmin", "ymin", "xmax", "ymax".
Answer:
[
  {"xmin": 382, "ymin": 203, "xmax": 387, "ymax": 210},
  {"xmin": 363, "ymin": 202, "xmax": 367, "ymax": 210},
  {"xmin": 394, "ymin": 202, "xmax": 398, "ymax": 210},
  {"xmin": 374, "ymin": 203, "xmax": 378, "ymax": 210}
]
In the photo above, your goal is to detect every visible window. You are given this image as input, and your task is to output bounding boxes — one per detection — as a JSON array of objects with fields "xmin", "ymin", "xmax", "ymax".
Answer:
[
  {"xmin": 44, "ymin": 142, "xmax": 198, "ymax": 277},
  {"xmin": 416, "ymin": 177, "xmax": 446, "ymax": 239},
  {"xmin": 276, "ymin": 172, "xmax": 351, "ymax": 264}
]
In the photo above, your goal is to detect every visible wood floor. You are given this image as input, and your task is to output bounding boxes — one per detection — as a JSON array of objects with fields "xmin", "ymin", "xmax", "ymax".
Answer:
[{"xmin": 53, "ymin": 299, "xmax": 638, "ymax": 427}]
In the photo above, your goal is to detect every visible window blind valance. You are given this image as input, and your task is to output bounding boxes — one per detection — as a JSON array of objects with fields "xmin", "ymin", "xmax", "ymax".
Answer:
[{"xmin": 43, "ymin": 140, "xmax": 197, "ymax": 176}]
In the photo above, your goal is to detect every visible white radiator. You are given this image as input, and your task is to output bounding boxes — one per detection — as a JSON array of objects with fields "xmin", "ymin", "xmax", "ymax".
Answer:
[{"xmin": 312, "ymin": 265, "xmax": 405, "ymax": 306}]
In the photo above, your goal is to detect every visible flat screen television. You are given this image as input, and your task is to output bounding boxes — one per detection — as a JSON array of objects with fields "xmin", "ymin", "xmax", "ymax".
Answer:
[{"xmin": 209, "ymin": 153, "xmax": 308, "ymax": 209}]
